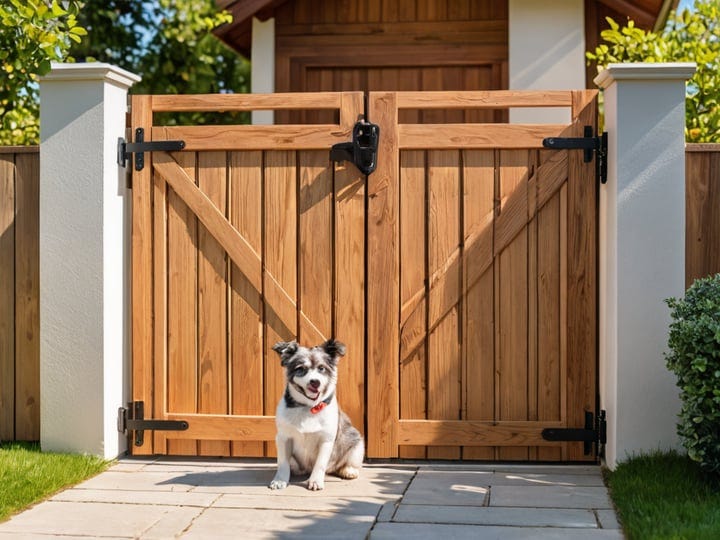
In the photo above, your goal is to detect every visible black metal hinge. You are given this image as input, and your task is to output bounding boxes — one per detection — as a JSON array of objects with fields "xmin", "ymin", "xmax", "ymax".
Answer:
[
  {"xmin": 117, "ymin": 401, "xmax": 189, "ymax": 447},
  {"xmin": 541, "ymin": 410, "xmax": 607, "ymax": 456},
  {"xmin": 543, "ymin": 126, "xmax": 608, "ymax": 184},
  {"xmin": 117, "ymin": 127, "xmax": 185, "ymax": 171}
]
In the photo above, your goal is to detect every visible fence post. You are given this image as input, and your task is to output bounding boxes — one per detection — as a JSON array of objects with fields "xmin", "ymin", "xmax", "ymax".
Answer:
[
  {"xmin": 39, "ymin": 63, "xmax": 141, "ymax": 458},
  {"xmin": 595, "ymin": 63, "xmax": 695, "ymax": 468}
]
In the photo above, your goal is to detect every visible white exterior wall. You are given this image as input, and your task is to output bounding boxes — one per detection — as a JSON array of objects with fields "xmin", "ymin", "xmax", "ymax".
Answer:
[
  {"xmin": 39, "ymin": 63, "xmax": 140, "ymax": 458},
  {"xmin": 508, "ymin": 0, "xmax": 585, "ymax": 123},
  {"xmin": 251, "ymin": 17, "xmax": 275, "ymax": 125},
  {"xmin": 596, "ymin": 63, "xmax": 695, "ymax": 468}
]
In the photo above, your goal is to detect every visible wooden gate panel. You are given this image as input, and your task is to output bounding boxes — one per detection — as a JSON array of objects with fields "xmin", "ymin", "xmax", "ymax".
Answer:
[{"xmin": 131, "ymin": 90, "xmax": 597, "ymax": 461}]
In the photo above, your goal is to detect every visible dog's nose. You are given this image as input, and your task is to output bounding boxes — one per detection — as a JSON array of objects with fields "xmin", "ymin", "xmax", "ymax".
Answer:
[{"xmin": 308, "ymin": 379, "xmax": 320, "ymax": 389}]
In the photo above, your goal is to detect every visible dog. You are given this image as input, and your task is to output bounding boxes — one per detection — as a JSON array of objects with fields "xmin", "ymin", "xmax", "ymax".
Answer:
[{"xmin": 268, "ymin": 339, "xmax": 364, "ymax": 491}]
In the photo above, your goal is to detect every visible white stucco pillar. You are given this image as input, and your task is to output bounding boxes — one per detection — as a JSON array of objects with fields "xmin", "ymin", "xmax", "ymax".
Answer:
[
  {"xmin": 251, "ymin": 16, "xmax": 275, "ymax": 125},
  {"xmin": 39, "ymin": 63, "xmax": 140, "ymax": 458},
  {"xmin": 595, "ymin": 63, "xmax": 695, "ymax": 468},
  {"xmin": 508, "ymin": 0, "xmax": 585, "ymax": 123}
]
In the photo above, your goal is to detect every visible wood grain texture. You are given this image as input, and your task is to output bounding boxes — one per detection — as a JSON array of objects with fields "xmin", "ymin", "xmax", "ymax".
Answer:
[
  {"xmin": 686, "ymin": 148, "xmax": 720, "ymax": 286},
  {"xmin": 131, "ymin": 95, "xmax": 155, "ymax": 454},
  {"xmin": 197, "ymin": 152, "xmax": 230, "ymax": 456},
  {"xmin": 427, "ymin": 150, "xmax": 461, "ymax": 460},
  {"xmin": 229, "ymin": 151, "xmax": 264, "ymax": 457},
  {"xmin": 166, "ymin": 152, "xmax": 199, "ymax": 455},
  {"xmin": 0, "ymin": 155, "xmax": 15, "ymax": 441},
  {"xmin": 462, "ymin": 149, "xmax": 495, "ymax": 460},
  {"xmin": 366, "ymin": 92, "xmax": 400, "ymax": 457},
  {"xmin": 399, "ymin": 150, "xmax": 427, "ymax": 459}
]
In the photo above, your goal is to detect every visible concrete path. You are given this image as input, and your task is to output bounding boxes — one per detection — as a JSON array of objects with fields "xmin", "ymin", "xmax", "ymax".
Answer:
[{"xmin": 0, "ymin": 458, "xmax": 623, "ymax": 538}]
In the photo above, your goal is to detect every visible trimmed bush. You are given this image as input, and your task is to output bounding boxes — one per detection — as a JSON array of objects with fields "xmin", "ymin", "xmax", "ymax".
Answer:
[{"xmin": 666, "ymin": 273, "xmax": 720, "ymax": 473}]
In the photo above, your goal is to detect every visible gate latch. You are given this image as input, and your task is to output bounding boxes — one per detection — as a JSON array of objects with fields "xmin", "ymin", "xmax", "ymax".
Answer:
[
  {"xmin": 118, "ymin": 401, "xmax": 189, "ymax": 447},
  {"xmin": 542, "ymin": 126, "xmax": 608, "ymax": 184},
  {"xmin": 118, "ymin": 128, "xmax": 185, "ymax": 171},
  {"xmin": 330, "ymin": 119, "xmax": 380, "ymax": 175},
  {"xmin": 541, "ymin": 410, "xmax": 607, "ymax": 456}
]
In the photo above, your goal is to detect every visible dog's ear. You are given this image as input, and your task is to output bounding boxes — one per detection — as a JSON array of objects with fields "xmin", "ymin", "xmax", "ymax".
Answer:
[
  {"xmin": 272, "ymin": 341, "xmax": 298, "ymax": 366},
  {"xmin": 321, "ymin": 339, "xmax": 346, "ymax": 362}
]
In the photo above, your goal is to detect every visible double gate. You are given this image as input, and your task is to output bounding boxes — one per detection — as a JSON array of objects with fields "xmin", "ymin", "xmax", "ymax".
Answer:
[{"xmin": 129, "ymin": 90, "xmax": 598, "ymax": 461}]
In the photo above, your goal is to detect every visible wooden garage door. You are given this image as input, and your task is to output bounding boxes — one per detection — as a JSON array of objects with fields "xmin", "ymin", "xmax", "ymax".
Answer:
[{"xmin": 129, "ymin": 90, "xmax": 598, "ymax": 461}]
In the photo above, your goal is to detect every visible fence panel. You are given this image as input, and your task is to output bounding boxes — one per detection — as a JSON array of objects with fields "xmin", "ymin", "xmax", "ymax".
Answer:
[
  {"xmin": 0, "ymin": 147, "xmax": 40, "ymax": 442},
  {"xmin": 686, "ymin": 144, "xmax": 720, "ymax": 288}
]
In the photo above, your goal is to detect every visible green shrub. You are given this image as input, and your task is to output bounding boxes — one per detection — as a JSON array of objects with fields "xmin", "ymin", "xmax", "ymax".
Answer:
[{"xmin": 666, "ymin": 273, "xmax": 720, "ymax": 473}]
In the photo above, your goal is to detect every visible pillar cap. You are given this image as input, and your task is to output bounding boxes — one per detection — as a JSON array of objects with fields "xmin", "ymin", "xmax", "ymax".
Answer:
[
  {"xmin": 40, "ymin": 62, "xmax": 141, "ymax": 89},
  {"xmin": 594, "ymin": 62, "xmax": 696, "ymax": 89}
]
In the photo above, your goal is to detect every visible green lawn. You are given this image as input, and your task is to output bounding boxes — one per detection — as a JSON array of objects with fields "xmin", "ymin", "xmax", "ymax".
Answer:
[
  {"xmin": 0, "ymin": 442, "xmax": 109, "ymax": 522},
  {"xmin": 606, "ymin": 450, "xmax": 720, "ymax": 539}
]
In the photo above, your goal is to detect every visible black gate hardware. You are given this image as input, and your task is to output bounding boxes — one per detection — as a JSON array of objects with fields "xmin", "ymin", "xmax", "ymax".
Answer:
[
  {"xmin": 117, "ymin": 401, "xmax": 189, "ymax": 447},
  {"xmin": 117, "ymin": 128, "xmax": 185, "ymax": 171},
  {"xmin": 541, "ymin": 410, "xmax": 607, "ymax": 456},
  {"xmin": 330, "ymin": 119, "xmax": 380, "ymax": 175},
  {"xmin": 542, "ymin": 126, "xmax": 608, "ymax": 184}
]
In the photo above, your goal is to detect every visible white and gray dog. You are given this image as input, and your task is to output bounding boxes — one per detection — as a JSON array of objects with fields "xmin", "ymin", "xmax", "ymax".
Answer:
[{"xmin": 269, "ymin": 339, "xmax": 364, "ymax": 491}]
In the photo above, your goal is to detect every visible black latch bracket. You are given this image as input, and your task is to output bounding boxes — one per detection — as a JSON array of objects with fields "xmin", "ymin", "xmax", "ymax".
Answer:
[
  {"xmin": 118, "ymin": 401, "xmax": 189, "ymax": 447},
  {"xmin": 541, "ymin": 410, "xmax": 607, "ymax": 456},
  {"xmin": 118, "ymin": 128, "xmax": 185, "ymax": 171},
  {"xmin": 331, "ymin": 119, "xmax": 380, "ymax": 175},
  {"xmin": 543, "ymin": 126, "xmax": 608, "ymax": 184}
]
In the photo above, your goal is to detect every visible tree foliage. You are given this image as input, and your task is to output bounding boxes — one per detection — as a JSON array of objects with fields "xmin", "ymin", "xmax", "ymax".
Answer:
[
  {"xmin": 71, "ymin": 0, "xmax": 250, "ymax": 125},
  {"xmin": 0, "ymin": 0, "xmax": 85, "ymax": 145},
  {"xmin": 587, "ymin": 0, "xmax": 720, "ymax": 142}
]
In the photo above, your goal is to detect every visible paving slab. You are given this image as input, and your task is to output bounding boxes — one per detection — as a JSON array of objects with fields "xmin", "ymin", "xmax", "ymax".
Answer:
[
  {"xmin": 489, "ymin": 485, "xmax": 613, "ymax": 509},
  {"xmin": 486, "ymin": 471, "xmax": 606, "ymax": 487},
  {"xmin": 370, "ymin": 523, "xmax": 625, "ymax": 539},
  {"xmin": 51, "ymin": 487, "xmax": 220, "ymax": 507},
  {"xmin": 0, "ymin": 501, "xmax": 197, "ymax": 538},
  {"xmin": 597, "ymin": 509, "xmax": 622, "ymax": 529},
  {"xmin": 393, "ymin": 505, "xmax": 599, "ymax": 528},
  {"xmin": 182, "ymin": 507, "xmax": 376, "ymax": 539},
  {"xmin": 401, "ymin": 470, "xmax": 491, "ymax": 506}
]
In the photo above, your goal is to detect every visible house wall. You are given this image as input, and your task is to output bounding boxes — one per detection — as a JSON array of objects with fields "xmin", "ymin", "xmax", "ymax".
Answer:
[{"xmin": 508, "ymin": 0, "xmax": 586, "ymax": 123}]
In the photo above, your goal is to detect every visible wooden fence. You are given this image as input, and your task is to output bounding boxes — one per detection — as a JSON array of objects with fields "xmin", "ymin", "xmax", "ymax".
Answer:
[
  {"xmin": 686, "ymin": 144, "xmax": 720, "ymax": 287},
  {"xmin": 0, "ymin": 143, "xmax": 717, "ymax": 444},
  {"xmin": 0, "ymin": 147, "xmax": 40, "ymax": 442}
]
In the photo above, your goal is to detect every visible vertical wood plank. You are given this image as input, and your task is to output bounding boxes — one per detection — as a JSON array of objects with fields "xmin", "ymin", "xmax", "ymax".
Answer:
[
  {"xmin": 335, "ymin": 92, "xmax": 365, "ymax": 433},
  {"xmin": 197, "ymin": 151, "xmax": 229, "ymax": 457},
  {"xmin": 299, "ymin": 150, "xmax": 332, "ymax": 345},
  {"xmin": 14, "ymin": 153, "xmax": 40, "ymax": 440},
  {"xmin": 537, "ymin": 190, "xmax": 562, "ymax": 461},
  {"xmin": 686, "ymin": 150, "xmax": 720, "ymax": 286},
  {"xmin": 427, "ymin": 150, "xmax": 461, "ymax": 460},
  {"xmin": 567, "ymin": 91, "xmax": 597, "ymax": 461},
  {"xmin": 167, "ymin": 152, "xmax": 199, "ymax": 456},
  {"xmin": 528, "ymin": 153, "xmax": 539, "ymax": 460},
  {"xmin": 152, "ymin": 153, "xmax": 168, "ymax": 454},
  {"xmin": 497, "ymin": 149, "xmax": 529, "ymax": 461},
  {"xmin": 0, "ymin": 155, "xmax": 15, "ymax": 441},
  {"xmin": 399, "ymin": 149, "xmax": 427, "ymax": 459},
  {"xmin": 463, "ymin": 149, "xmax": 495, "ymax": 460},
  {"xmin": 264, "ymin": 150, "xmax": 298, "ymax": 456},
  {"xmin": 367, "ymin": 92, "xmax": 399, "ymax": 458},
  {"xmin": 131, "ymin": 95, "xmax": 155, "ymax": 454},
  {"xmin": 229, "ymin": 151, "xmax": 264, "ymax": 457}
]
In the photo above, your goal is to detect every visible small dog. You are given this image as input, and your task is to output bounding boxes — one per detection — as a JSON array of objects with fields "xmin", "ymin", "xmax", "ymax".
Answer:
[{"xmin": 268, "ymin": 339, "xmax": 364, "ymax": 491}]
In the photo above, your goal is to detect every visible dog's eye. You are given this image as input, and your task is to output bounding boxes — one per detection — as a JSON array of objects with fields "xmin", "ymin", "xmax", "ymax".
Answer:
[
  {"xmin": 293, "ymin": 367, "xmax": 307, "ymax": 377},
  {"xmin": 317, "ymin": 366, "xmax": 326, "ymax": 373}
]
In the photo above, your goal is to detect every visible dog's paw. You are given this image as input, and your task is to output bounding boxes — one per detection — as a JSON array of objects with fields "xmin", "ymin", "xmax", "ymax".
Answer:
[
  {"xmin": 306, "ymin": 477, "xmax": 325, "ymax": 491},
  {"xmin": 269, "ymin": 479, "xmax": 288, "ymax": 490},
  {"xmin": 337, "ymin": 466, "xmax": 360, "ymax": 480}
]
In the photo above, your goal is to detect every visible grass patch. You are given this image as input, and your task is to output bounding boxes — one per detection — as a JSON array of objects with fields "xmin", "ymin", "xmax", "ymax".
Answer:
[
  {"xmin": 606, "ymin": 450, "xmax": 720, "ymax": 539},
  {"xmin": 0, "ymin": 442, "xmax": 109, "ymax": 522}
]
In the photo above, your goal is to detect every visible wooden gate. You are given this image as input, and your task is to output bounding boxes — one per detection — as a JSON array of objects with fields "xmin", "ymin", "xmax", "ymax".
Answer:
[{"xmin": 130, "ymin": 90, "xmax": 598, "ymax": 461}]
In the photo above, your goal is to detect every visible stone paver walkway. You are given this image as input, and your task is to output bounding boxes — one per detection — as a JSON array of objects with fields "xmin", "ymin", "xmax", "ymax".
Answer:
[{"xmin": 0, "ymin": 458, "xmax": 623, "ymax": 538}]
